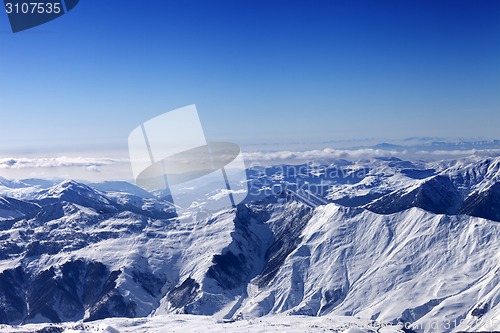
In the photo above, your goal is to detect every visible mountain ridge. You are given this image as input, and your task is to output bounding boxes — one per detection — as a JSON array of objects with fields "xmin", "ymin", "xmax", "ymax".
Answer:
[{"xmin": 0, "ymin": 156, "xmax": 498, "ymax": 332}]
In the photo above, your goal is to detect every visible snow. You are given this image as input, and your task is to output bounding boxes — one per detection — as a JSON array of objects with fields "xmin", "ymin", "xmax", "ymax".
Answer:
[
  {"xmin": 0, "ymin": 155, "xmax": 498, "ymax": 332},
  {"xmin": 234, "ymin": 204, "xmax": 499, "ymax": 332},
  {"xmin": 0, "ymin": 314, "xmax": 398, "ymax": 333}
]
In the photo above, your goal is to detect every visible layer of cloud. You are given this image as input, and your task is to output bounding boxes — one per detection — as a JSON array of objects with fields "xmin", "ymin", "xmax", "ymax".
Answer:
[
  {"xmin": 243, "ymin": 148, "xmax": 500, "ymax": 165},
  {"xmin": 243, "ymin": 148, "xmax": 397, "ymax": 163},
  {"xmin": 0, "ymin": 157, "xmax": 122, "ymax": 172},
  {"xmin": 1, "ymin": 148, "xmax": 498, "ymax": 182}
]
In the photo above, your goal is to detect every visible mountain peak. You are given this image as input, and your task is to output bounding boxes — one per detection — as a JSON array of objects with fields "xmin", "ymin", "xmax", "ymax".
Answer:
[
  {"xmin": 51, "ymin": 179, "xmax": 97, "ymax": 195},
  {"xmin": 38, "ymin": 179, "xmax": 118, "ymax": 213}
]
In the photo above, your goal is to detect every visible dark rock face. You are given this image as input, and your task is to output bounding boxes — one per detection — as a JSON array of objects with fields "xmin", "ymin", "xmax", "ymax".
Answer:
[
  {"xmin": 206, "ymin": 204, "xmax": 273, "ymax": 291},
  {"xmin": 166, "ymin": 277, "xmax": 200, "ymax": 310},
  {"xmin": 459, "ymin": 183, "xmax": 500, "ymax": 222},
  {"xmin": 132, "ymin": 270, "xmax": 164, "ymax": 298},
  {"xmin": 255, "ymin": 202, "xmax": 312, "ymax": 288},
  {"xmin": 471, "ymin": 302, "xmax": 489, "ymax": 317},
  {"xmin": 0, "ymin": 196, "xmax": 40, "ymax": 225},
  {"xmin": 0, "ymin": 260, "xmax": 134, "ymax": 324},
  {"xmin": 86, "ymin": 270, "xmax": 137, "ymax": 322},
  {"xmin": 319, "ymin": 288, "xmax": 346, "ymax": 314},
  {"xmin": 400, "ymin": 168, "xmax": 437, "ymax": 180},
  {"xmin": 366, "ymin": 175, "xmax": 463, "ymax": 215},
  {"xmin": 33, "ymin": 327, "xmax": 65, "ymax": 333},
  {"xmin": 207, "ymin": 251, "xmax": 249, "ymax": 290},
  {"xmin": 0, "ymin": 267, "xmax": 27, "ymax": 324},
  {"xmin": 365, "ymin": 171, "xmax": 500, "ymax": 222}
]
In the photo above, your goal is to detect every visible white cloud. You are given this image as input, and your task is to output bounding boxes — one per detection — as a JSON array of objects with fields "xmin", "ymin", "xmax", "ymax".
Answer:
[
  {"xmin": 0, "ymin": 157, "xmax": 121, "ymax": 170},
  {"xmin": 243, "ymin": 148, "xmax": 500, "ymax": 165},
  {"xmin": 208, "ymin": 189, "xmax": 247, "ymax": 201},
  {"xmin": 243, "ymin": 148, "xmax": 399, "ymax": 164},
  {"xmin": 1, "ymin": 148, "xmax": 498, "ymax": 182}
]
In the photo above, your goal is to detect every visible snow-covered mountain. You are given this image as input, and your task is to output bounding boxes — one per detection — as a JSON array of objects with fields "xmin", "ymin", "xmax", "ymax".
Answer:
[{"xmin": 0, "ymin": 156, "xmax": 498, "ymax": 333}]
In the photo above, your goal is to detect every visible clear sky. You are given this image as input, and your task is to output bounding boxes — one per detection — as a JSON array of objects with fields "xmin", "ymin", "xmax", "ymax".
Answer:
[{"xmin": 0, "ymin": 0, "xmax": 499, "ymax": 157}]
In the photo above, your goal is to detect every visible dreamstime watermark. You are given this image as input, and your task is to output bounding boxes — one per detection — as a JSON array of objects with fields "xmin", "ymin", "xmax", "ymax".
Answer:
[
  {"xmin": 128, "ymin": 105, "xmax": 248, "ymax": 212},
  {"xmin": 3, "ymin": 0, "xmax": 79, "ymax": 33},
  {"xmin": 385, "ymin": 317, "xmax": 500, "ymax": 332},
  {"xmin": 285, "ymin": 316, "xmax": 500, "ymax": 332},
  {"xmin": 246, "ymin": 162, "xmax": 370, "ymax": 199}
]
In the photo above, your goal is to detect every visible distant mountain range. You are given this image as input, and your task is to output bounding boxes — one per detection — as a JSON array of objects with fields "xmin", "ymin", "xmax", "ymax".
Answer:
[
  {"xmin": 0, "ymin": 156, "xmax": 498, "ymax": 332},
  {"xmin": 369, "ymin": 139, "xmax": 500, "ymax": 151}
]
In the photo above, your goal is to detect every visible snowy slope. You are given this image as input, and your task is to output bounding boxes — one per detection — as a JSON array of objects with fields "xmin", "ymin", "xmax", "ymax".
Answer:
[
  {"xmin": 245, "ymin": 156, "xmax": 500, "ymax": 222},
  {"xmin": 236, "ymin": 204, "xmax": 499, "ymax": 332},
  {"xmin": 0, "ymin": 155, "xmax": 498, "ymax": 332},
  {"xmin": 0, "ymin": 314, "xmax": 408, "ymax": 333}
]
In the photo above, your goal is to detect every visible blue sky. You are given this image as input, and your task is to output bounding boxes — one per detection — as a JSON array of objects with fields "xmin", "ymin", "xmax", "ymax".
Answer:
[{"xmin": 0, "ymin": 0, "xmax": 499, "ymax": 156}]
